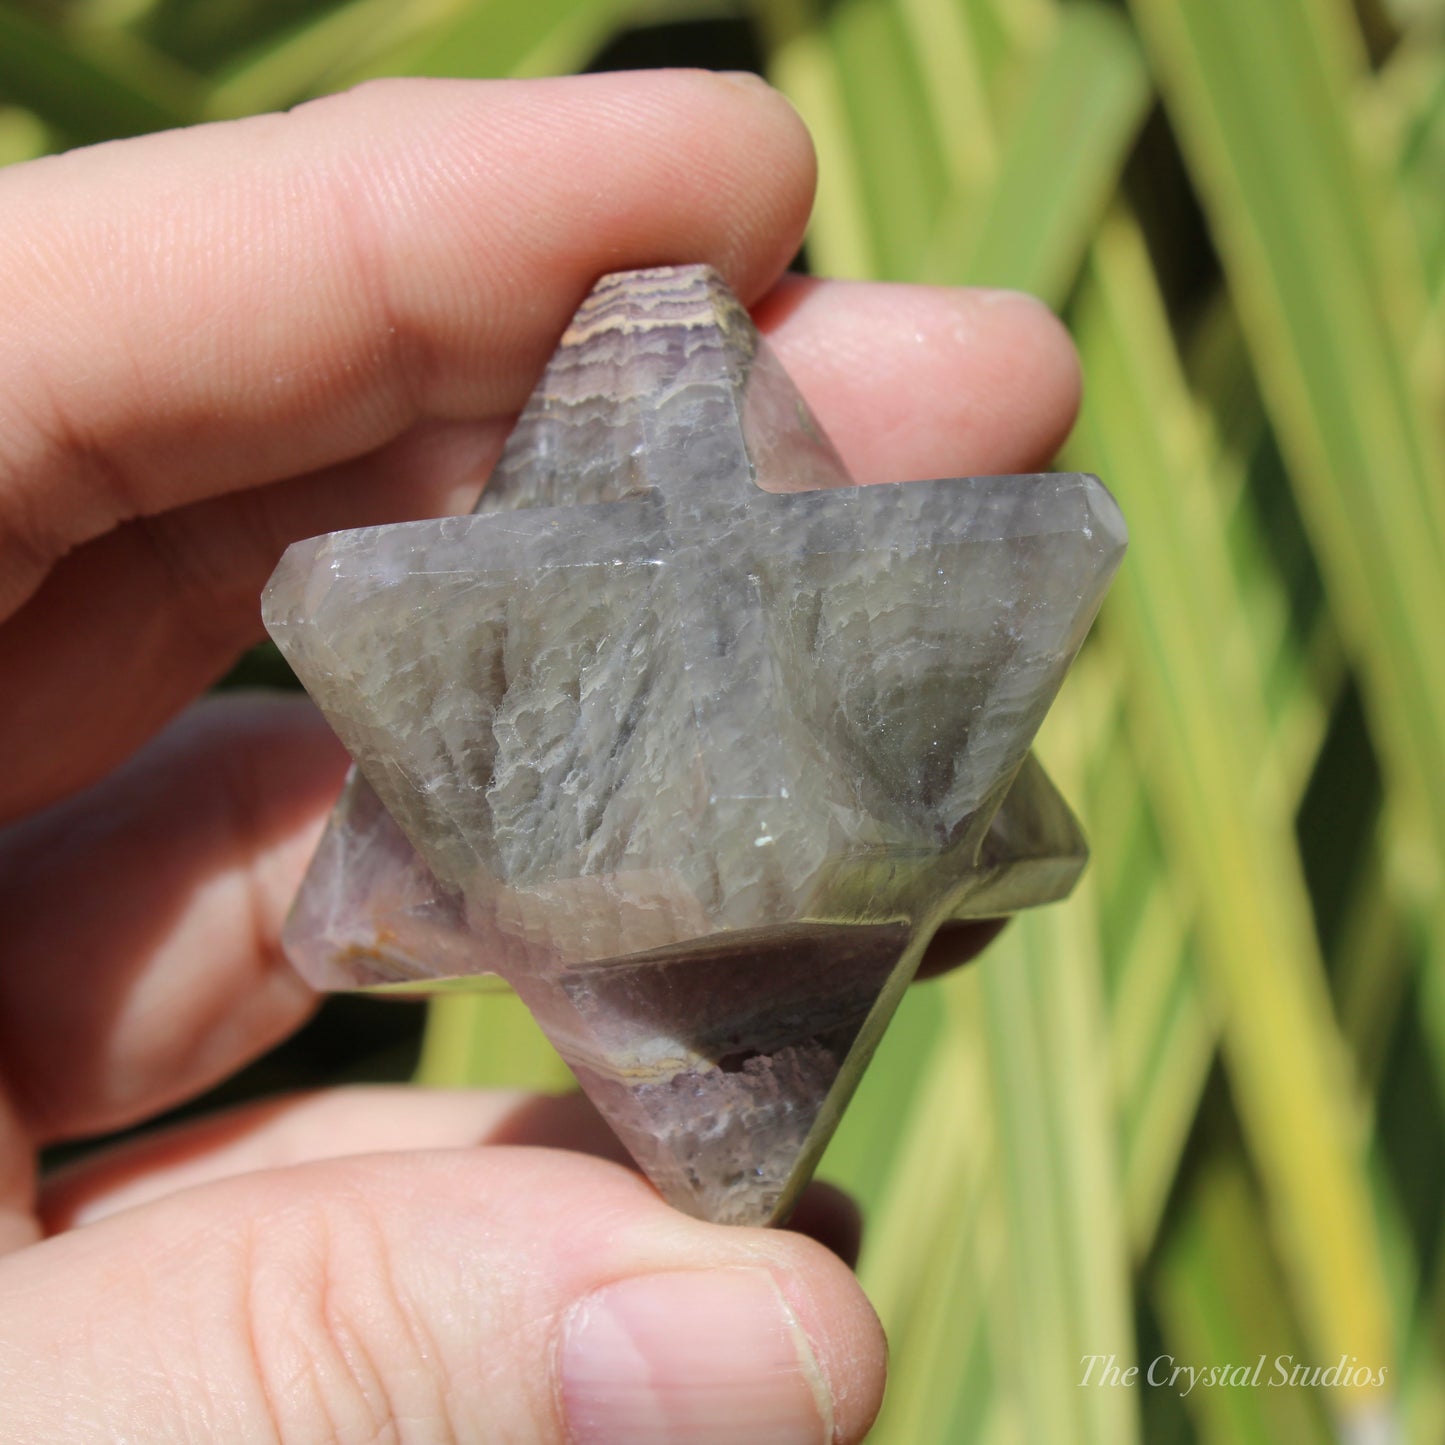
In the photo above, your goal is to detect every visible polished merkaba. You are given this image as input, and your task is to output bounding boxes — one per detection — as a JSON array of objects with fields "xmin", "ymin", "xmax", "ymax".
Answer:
[{"xmin": 262, "ymin": 265, "xmax": 1126, "ymax": 1226}]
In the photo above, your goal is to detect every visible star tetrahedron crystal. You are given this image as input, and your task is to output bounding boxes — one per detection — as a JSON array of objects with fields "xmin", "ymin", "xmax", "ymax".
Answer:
[{"xmin": 262, "ymin": 264, "xmax": 1126, "ymax": 1226}]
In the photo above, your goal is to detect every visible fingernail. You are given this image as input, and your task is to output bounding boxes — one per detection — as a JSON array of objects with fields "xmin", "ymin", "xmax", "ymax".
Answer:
[{"xmin": 561, "ymin": 1268, "xmax": 833, "ymax": 1444}]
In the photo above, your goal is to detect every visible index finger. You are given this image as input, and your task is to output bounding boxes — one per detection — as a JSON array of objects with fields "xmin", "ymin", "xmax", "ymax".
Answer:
[{"xmin": 0, "ymin": 70, "xmax": 815, "ymax": 617}]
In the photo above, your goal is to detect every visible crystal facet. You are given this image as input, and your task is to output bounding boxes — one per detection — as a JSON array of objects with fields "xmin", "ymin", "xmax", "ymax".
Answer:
[{"xmin": 262, "ymin": 265, "xmax": 1126, "ymax": 1225}]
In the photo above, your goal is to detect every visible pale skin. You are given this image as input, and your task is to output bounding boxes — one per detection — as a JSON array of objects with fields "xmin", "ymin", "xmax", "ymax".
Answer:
[{"xmin": 0, "ymin": 71, "xmax": 1080, "ymax": 1443}]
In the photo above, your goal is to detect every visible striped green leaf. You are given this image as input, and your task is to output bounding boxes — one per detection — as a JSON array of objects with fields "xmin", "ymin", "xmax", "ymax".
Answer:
[
  {"xmin": 1127, "ymin": 0, "xmax": 1445, "ymax": 1064},
  {"xmin": 1069, "ymin": 206, "xmax": 1395, "ymax": 1392},
  {"xmin": 926, "ymin": 1, "xmax": 1152, "ymax": 304}
]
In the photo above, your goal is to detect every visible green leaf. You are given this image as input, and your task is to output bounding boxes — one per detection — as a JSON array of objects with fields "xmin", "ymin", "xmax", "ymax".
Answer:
[
  {"xmin": 978, "ymin": 896, "xmax": 1140, "ymax": 1445},
  {"xmin": 817, "ymin": 980, "xmax": 943, "ymax": 1220},
  {"xmin": 1087, "ymin": 693, "xmax": 1218, "ymax": 1253},
  {"xmin": 0, "ymin": 3, "xmax": 200, "ymax": 142},
  {"xmin": 820, "ymin": 0, "xmax": 949, "ymax": 278},
  {"xmin": 927, "ymin": 1, "xmax": 1152, "ymax": 304},
  {"xmin": 0, "ymin": 103, "xmax": 48, "ymax": 164},
  {"xmin": 860, "ymin": 970, "xmax": 1006, "ymax": 1445},
  {"xmin": 757, "ymin": 0, "xmax": 879, "ymax": 277},
  {"xmin": 204, "ymin": 0, "xmax": 452, "ymax": 117},
  {"xmin": 1126, "ymin": 0, "xmax": 1445, "ymax": 1033},
  {"xmin": 1155, "ymin": 1149, "xmax": 1337, "ymax": 1445},
  {"xmin": 417, "ymin": 987, "xmax": 575, "ymax": 1092},
  {"xmin": 352, "ymin": 0, "xmax": 641, "ymax": 82},
  {"xmin": 1069, "ymin": 205, "xmax": 1395, "ymax": 1389}
]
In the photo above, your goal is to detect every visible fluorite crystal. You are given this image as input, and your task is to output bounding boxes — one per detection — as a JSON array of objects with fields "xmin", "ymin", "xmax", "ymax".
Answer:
[{"xmin": 263, "ymin": 265, "xmax": 1125, "ymax": 1226}]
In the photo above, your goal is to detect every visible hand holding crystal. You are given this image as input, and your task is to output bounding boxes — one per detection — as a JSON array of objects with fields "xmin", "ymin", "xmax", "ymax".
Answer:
[{"xmin": 0, "ymin": 73, "xmax": 1080, "ymax": 1443}]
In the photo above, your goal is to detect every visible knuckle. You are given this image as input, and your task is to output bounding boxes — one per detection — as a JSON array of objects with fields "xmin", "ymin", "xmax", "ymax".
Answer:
[
  {"xmin": 126, "ymin": 502, "xmax": 275, "ymax": 652},
  {"xmin": 0, "ymin": 383, "xmax": 132, "ymax": 618},
  {"xmin": 237, "ymin": 1193, "xmax": 456, "ymax": 1445}
]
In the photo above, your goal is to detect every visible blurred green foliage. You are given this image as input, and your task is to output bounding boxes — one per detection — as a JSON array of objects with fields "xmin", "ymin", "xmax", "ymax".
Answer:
[{"xmin": 7, "ymin": 0, "xmax": 1445, "ymax": 1439}]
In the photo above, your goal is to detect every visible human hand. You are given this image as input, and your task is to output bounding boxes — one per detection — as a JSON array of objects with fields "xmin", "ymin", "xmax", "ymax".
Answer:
[{"xmin": 0, "ymin": 71, "xmax": 1079, "ymax": 1442}]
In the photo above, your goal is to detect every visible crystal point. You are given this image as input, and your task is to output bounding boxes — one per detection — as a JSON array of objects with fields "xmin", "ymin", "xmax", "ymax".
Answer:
[{"xmin": 263, "ymin": 265, "xmax": 1125, "ymax": 1225}]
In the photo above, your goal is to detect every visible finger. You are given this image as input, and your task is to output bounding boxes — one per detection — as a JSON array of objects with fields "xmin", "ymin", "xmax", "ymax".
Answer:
[
  {"xmin": 4, "ymin": 280, "xmax": 1080, "ymax": 823},
  {"xmin": 43, "ymin": 1086, "xmax": 864, "ymax": 1268},
  {"xmin": 758, "ymin": 274, "xmax": 1081, "ymax": 482},
  {"xmin": 0, "ymin": 694, "xmax": 344, "ymax": 1142},
  {"xmin": 785, "ymin": 1182, "xmax": 866, "ymax": 1272},
  {"xmin": 41, "ymin": 1087, "xmax": 624, "ymax": 1230},
  {"xmin": 0, "ymin": 1088, "xmax": 38, "ymax": 1254},
  {"xmin": 3, "ymin": 1148, "xmax": 886, "ymax": 1443},
  {"xmin": 0, "ymin": 70, "xmax": 815, "ymax": 618},
  {"xmin": 915, "ymin": 917, "xmax": 1011, "ymax": 980},
  {"xmin": 0, "ymin": 417, "xmax": 503, "ymax": 823},
  {"xmin": 0, "ymin": 68, "xmax": 815, "ymax": 825}
]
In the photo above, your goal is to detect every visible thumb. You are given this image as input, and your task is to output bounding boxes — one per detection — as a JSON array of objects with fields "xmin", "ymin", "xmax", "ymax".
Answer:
[{"xmin": 0, "ymin": 1146, "xmax": 884, "ymax": 1443}]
